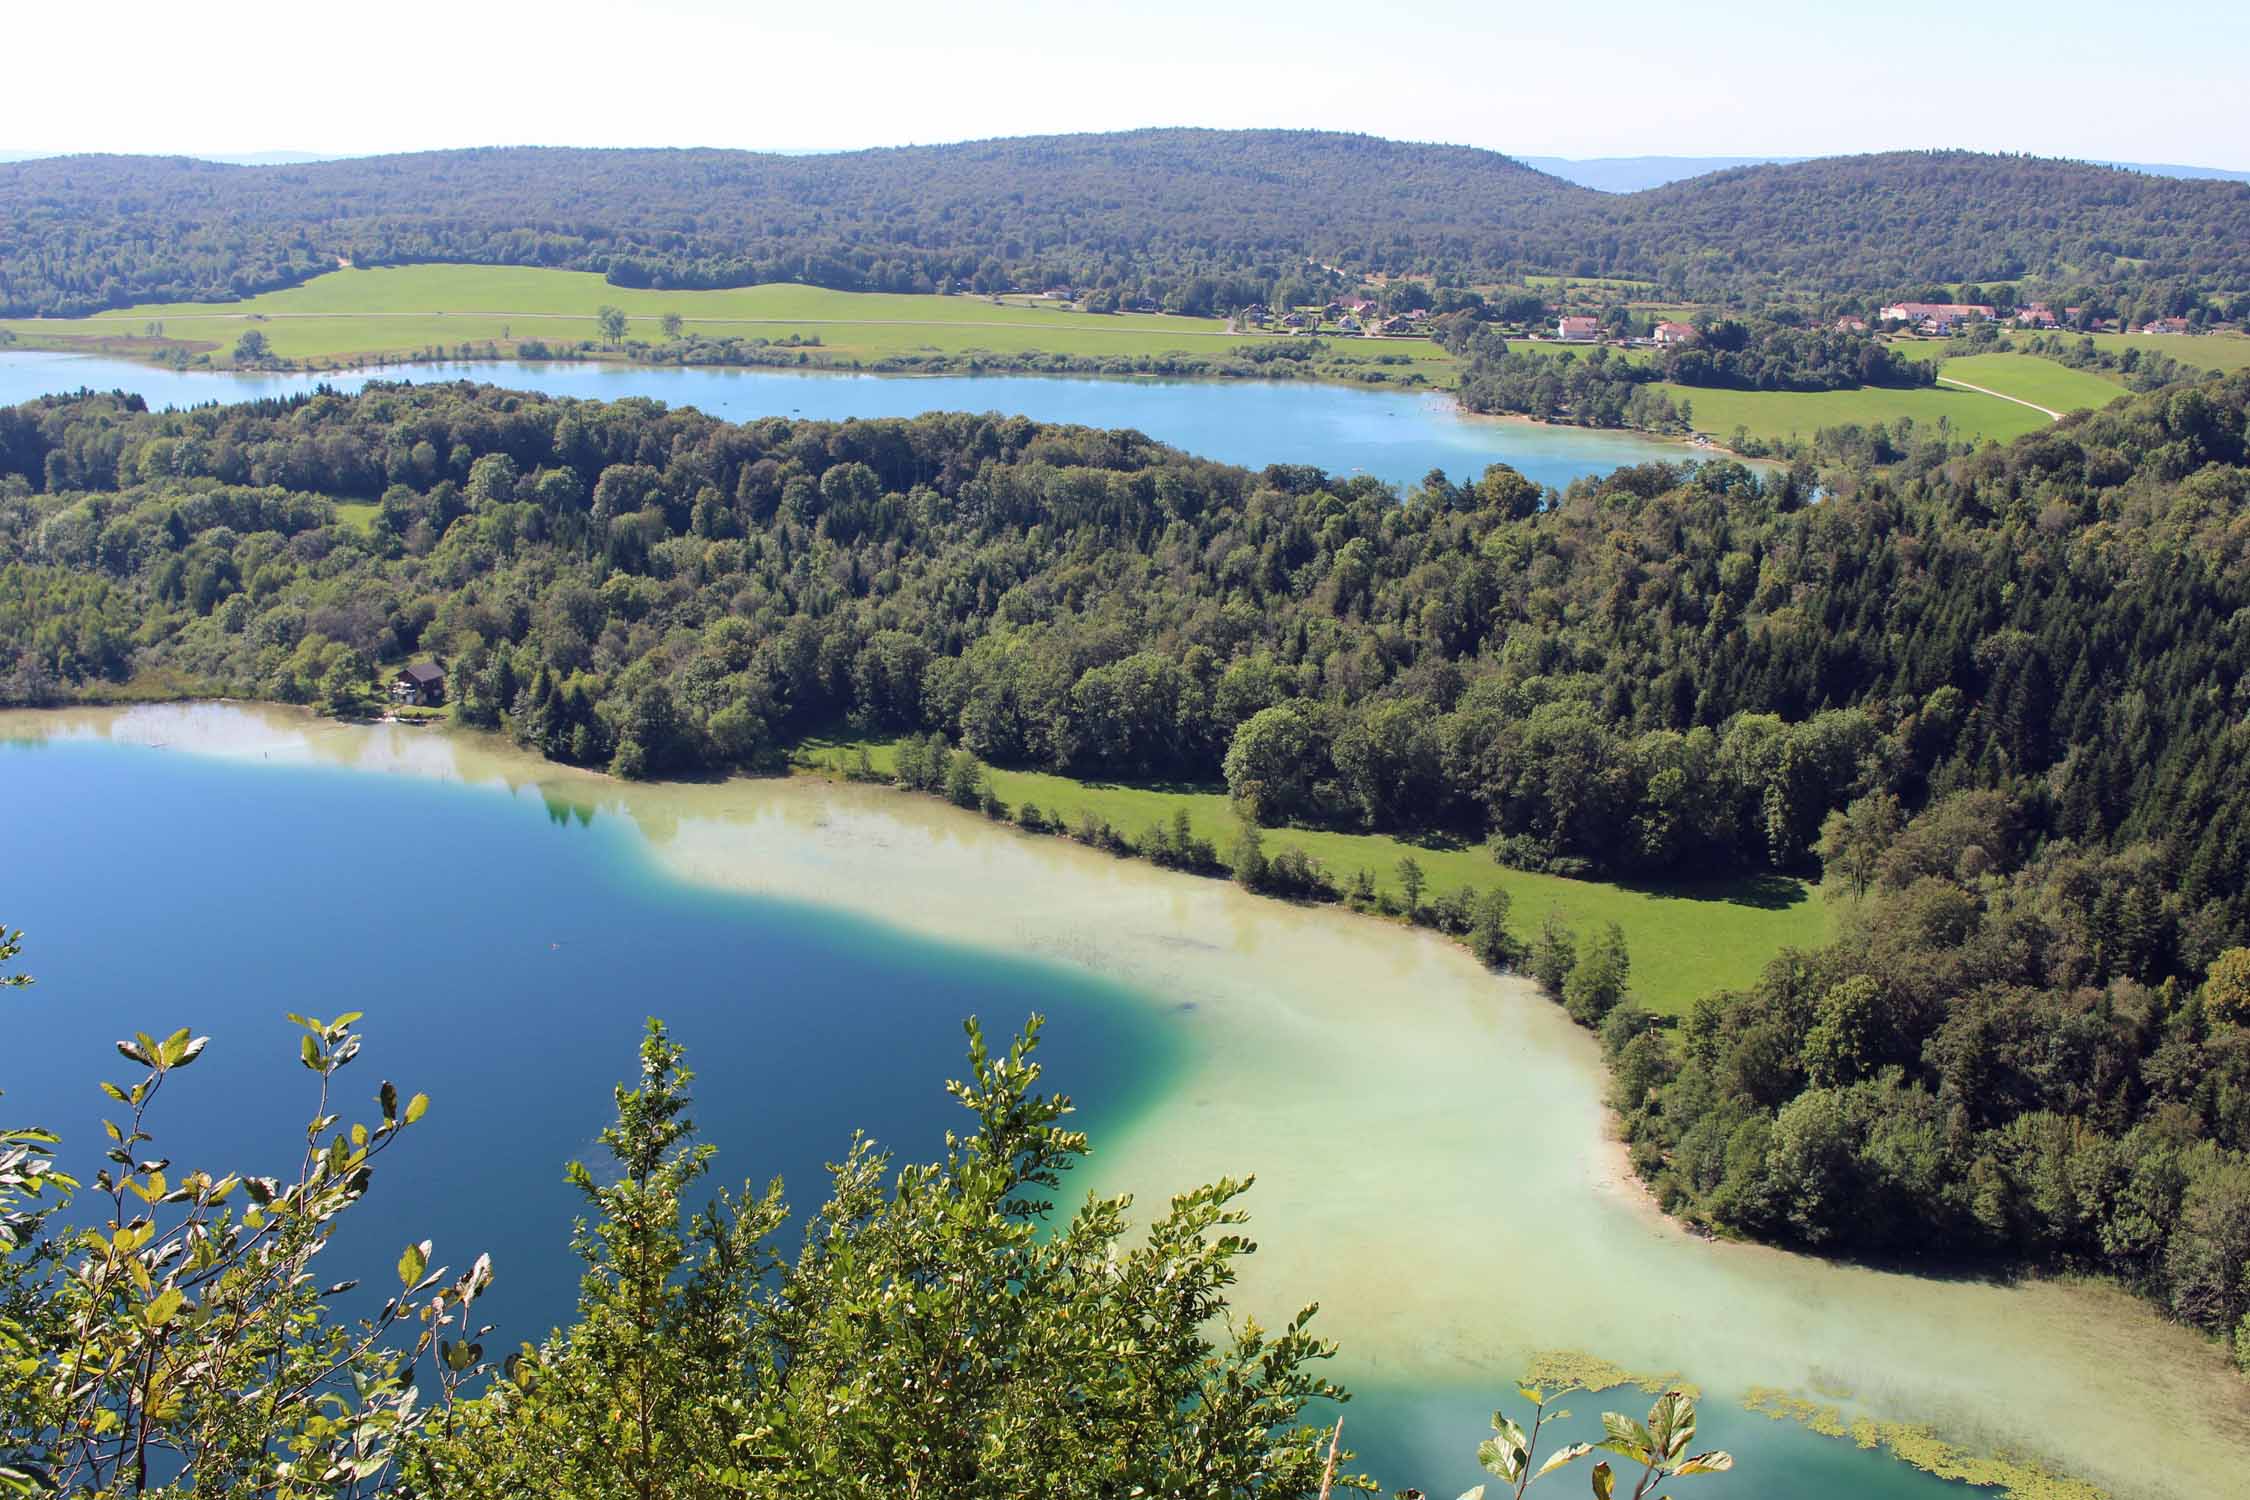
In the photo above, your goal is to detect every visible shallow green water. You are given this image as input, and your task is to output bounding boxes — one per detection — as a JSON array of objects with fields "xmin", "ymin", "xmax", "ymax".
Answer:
[{"xmin": 3, "ymin": 709, "xmax": 2228, "ymax": 1498}]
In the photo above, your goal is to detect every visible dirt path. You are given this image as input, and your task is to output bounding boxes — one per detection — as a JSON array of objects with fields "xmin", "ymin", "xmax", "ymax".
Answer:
[{"xmin": 1936, "ymin": 374, "xmax": 2061, "ymax": 420}]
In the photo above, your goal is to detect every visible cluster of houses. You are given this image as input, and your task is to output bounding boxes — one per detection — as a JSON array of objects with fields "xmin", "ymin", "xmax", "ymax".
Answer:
[
  {"xmin": 1877, "ymin": 301, "xmax": 1999, "ymax": 335},
  {"xmin": 1264, "ymin": 297, "xmax": 1432, "ymax": 336},
  {"xmin": 1877, "ymin": 299, "xmax": 2190, "ymax": 336}
]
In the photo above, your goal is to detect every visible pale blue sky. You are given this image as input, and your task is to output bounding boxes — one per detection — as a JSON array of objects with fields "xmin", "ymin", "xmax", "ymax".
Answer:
[{"xmin": 13, "ymin": 0, "xmax": 2247, "ymax": 165}]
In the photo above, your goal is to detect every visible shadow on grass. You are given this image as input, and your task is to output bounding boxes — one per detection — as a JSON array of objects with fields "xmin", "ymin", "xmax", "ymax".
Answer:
[{"xmin": 1615, "ymin": 871, "xmax": 1811, "ymax": 911}]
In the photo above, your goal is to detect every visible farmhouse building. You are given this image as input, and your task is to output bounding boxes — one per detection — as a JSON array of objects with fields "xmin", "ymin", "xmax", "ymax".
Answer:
[
  {"xmin": 1652, "ymin": 321, "xmax": 1697, "ymax": 346},
  {"xmin": 1835, "ymin": 316, "xmax": 1869, "ymax": 332},
  {"xmin": 2140, "ymin": 316, "xmax": 2191, "ymax": 335},
  {"xmin": 1556, "ymin": 316, "xmax": 1599, "ymax": 341},
  {"xmin": 392, "ymin": 662, "xmax": 446, "ymax": 707},
  {"xmin": 1879, "ymin": 302, "xmax": 1996, "ymax": 333}
]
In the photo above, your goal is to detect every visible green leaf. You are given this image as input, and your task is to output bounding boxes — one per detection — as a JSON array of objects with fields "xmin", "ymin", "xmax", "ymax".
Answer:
[
  {"xmin": 1536, "ymin": 1442, "xmax": 1593, "ymax": 1479},
  {"xmin": 403, "ymin": 1092, "xmax": 429, "ymax": 1125},
  {"xmin": 1600, "ymin": 1412, "xmax": 1655, "ymax": 1460},
  {"xmin": 300, "ymin": 1034, "xmax": 322, "ymax": 1071},
  {"xmin": 141, "ymin": 1288, "xmax": 184, "ymax": 1328},
  {"xmin": 397, "ymin": 1240, "xmax": 428, "ymax": 1289},
  {"xmin": 171, "ymin": 1035, "xmax": 210, "ymax": 1069},
  {"xmin": 1672, "ymin": 1451, "xmax": 1734, "ymax": 1476},
  {"xmin": 379, "ymin": 1080, "xmax": 398, "ymax": 1122},
  {"xmin": 1590, "ymin": 1460, "xmax": 1614, "ymax": 1500}
]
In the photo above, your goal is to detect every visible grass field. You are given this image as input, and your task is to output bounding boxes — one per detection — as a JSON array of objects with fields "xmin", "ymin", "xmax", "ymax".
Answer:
[
  {"xmin": 797, "ymin": 734, "xmax": 1830, "ymax": 1016},
  {"xmin": 330, "ymin": 502, "xmax": 378, "ymax": 535},
  {"xmin": 0, "ymin": 264, "xmax": 1461, "ymax": 379},
  {"xmin": 1931, "ymin": 352, "xmax": 2128, "ymax": 414},
  {"xmin": 1655, "ymin": 380, "xmax": 2051, "ymax": 446},
  {"xmin": 2017, "ymin": 330, "xmax": 2250, "ymax": 374}
]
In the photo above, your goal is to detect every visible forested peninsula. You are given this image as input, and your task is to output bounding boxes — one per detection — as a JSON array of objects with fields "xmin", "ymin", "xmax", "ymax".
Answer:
[{"xmin": 6, "ymin": 370, "xmax": 2250, "ymax": 1357}]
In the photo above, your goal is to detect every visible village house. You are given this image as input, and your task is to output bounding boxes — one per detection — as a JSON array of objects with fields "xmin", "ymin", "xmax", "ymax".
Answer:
[
  {"xmin": 1878, "ymin": 301, "xmax": 1996, "ymax": 334},
  {"xmin": 2140, "ymin": 316, "xmax": 2191, "ymax": 335},
  {"xmin": 1376, "ymin": 314, "xmax": 1414, "ymax": 336},
  {"xmin": 392, "ymin": 662, "xmax": 446, "ymax": 707},
  {"xmin": 2015, "ymin": 302, "xmax": 2060, "ymax": 328},
  {"xmin": 1835, "ymin": 315, "xmax": 1870, "ymax": 333},
  {"xmin": 1652, "ymin": 321, "xmax": 1697, "ymax": 346},
  {"xmin": 1556, "ymin": 315, "xmax": 1599, "ymax": 341}
]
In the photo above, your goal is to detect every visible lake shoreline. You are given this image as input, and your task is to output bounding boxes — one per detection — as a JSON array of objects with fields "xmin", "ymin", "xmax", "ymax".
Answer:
[
  {"xmin": 4, "ymin": 700, "xmax": 2242, "ymax": 1498},
  {"xmin": 0, "ymin": 338, "xmax": 1757, "ymax": 468}
]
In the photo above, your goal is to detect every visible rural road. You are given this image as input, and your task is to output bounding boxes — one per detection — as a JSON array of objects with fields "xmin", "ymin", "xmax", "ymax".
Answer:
[{"xmin": 1936, "ymin": 374, "xmax": 2061, "ymax": 421}]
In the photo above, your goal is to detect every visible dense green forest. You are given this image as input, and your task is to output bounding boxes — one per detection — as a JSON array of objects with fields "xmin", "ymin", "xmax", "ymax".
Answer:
[
  {"xmin": 1591, "ymin": 151, "xmax": 2250, "ymax": 300},
  {"xmin": 5, "ymin": 134, "xmax": 2247, "ymax": 318},
  {"xmin": 0, "ymin": 133, "xmax": 1583, "ymax": 318},
  {"xmin": 5, "ymin": 370, "xmax": 2250, "ymax": 1338}
]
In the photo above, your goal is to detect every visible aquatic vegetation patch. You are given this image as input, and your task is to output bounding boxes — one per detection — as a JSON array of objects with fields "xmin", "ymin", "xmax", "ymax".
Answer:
[
  {"xmin": 1743, "ymin": 1388, "xmax": 2106, "ymax": 1500},
  {"xmin": 1522, "ymin": 1350, "xmax": 1699, "ymax": 1400}
]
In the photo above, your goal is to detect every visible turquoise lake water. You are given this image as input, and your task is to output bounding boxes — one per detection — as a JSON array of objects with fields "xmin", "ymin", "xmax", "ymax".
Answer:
[
  {"xmin": 2, "ymin": 729, "xmax": 1981, "ymax": 1499},
  {"xmin": 0, "ymin": 350, "xmax": 1721, "ymax": 493}
]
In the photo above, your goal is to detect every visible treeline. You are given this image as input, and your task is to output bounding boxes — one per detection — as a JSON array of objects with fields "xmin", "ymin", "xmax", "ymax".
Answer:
[
  {"xmin": 1655, "ymin": 318, "xmax": 1936, "ymax": 391},
  {"xmin": 627, "ymin": 333, "xmax": 1429, "ymax": 386},
  {"xmin": 1455, "ymin": 346, "xmax": 1693, "ymax": 431},
  {"xmin": 7, "ymin": 138, "xmax": 2248, "ymax": 318}
]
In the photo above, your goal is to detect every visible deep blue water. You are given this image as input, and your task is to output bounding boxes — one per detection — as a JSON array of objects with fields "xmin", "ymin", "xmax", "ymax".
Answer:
[
  {"xmin": 0, "ymin": 350, "xmax": 1716, "ymax": 493},
  {"xmin": 0, "ymin": 734, "xmax": 1173, "ymax": 1349},
  {"xmin": 2, "ymin": 732, "xmax": 1985, "ymax": 1498}
]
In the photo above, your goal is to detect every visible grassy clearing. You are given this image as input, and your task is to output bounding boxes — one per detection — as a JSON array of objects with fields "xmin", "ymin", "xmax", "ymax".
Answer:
[
  {"xmin": 1659, "ymin": 380, "xmax": 2050, "ymax": 446},
  {"xmin": 1932, "ymin": 352, "xmax": 2127, "ymax": 414},
  {"xmin": 0, "ymin": 264, "xmax": 1460, "ymax": 379},
  {"xmin": 2024, "ymin": 330, "xmax": 2250, "ymax": 374},
  {"xmin": 795, "ymin": 734, "xmax": 1828, "ymax": 1016},
  {"xmin": 1901, "ymin": 330, "xmax": 2250, "ymax": 376},
  {"xmin": 330, "ymin": 501, "xmax": 378, "ymax": 534}
]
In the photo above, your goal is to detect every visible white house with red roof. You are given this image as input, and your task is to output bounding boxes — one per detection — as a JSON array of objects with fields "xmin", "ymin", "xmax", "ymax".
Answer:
[{"xmin": 1556, "ymin": 315, "xmax": 1599, "ymax": 341}]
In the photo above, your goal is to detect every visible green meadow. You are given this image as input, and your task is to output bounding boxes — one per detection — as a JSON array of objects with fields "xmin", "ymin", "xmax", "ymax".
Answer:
[
  {"xmin": 1931, "ymin": 351, "xmax": 2129, "ymax": 414},
  {"xmin": 1657, "ymin": 379, "xmax": 2051, "ymax": 446},
  {"xmin": 0, "ymin": 264, "xmax": 1459, "ymax": 378},
  {"xmin": 1978, "ymin": 328, "xmax": 2250, "ymax": 374},
  {"xmin": 796, "ymin": 734, "xmax": 1829, "ymax": 1016}
]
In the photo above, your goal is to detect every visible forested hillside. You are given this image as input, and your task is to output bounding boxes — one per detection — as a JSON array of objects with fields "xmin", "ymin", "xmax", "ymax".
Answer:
[
  {"xmin": 0, "ymin": 132, "xmax": 1588, "ymax": 318},
  {"xmin": 1589, "ymin": 151, "xmax": 2250, "ymax": 298},
  {"xmin": 5, "ymin": 366, "xmax": 2250, "ymax": 1331},
  {"xmin": 5, "ymin": 135, "xmax": 2246, "ymax": 318}
]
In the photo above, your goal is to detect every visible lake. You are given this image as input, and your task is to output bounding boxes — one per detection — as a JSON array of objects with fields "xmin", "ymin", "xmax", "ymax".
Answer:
[
  {"xmin": 0, "ymin": 350, "xmax": 1718, "ymax": 493},
  {"xmin": 4, "ymin": 704, "xmax": 2235, "ymax": 1500}
]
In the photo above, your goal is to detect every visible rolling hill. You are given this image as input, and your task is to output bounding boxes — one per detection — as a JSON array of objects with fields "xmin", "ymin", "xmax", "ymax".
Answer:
[{"xmin": 3, "ymin": 134, "xmax": 2246, "ymax": 319}]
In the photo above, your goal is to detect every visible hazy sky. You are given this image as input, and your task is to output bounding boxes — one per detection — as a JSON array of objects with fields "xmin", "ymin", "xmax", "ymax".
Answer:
[{"xmin": 13, "ymin": 0, "xmax": 2247, "ymax": 164}]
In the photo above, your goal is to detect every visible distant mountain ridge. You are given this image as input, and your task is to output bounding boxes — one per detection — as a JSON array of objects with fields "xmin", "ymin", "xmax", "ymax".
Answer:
[
  {"xmin": 1527, "ymin": 153, "xmax": 2250, "ymax": 192},
  {"xmin": 3, "ymin": 132, "xmax": 2245, "ymax": 317}
]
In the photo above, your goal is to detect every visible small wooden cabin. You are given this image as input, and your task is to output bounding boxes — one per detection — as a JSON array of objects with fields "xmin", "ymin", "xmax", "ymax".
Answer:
[{"xmin": 393, "ymin": 661, "xmax": 446, "ymax": 707}]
